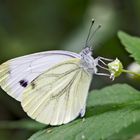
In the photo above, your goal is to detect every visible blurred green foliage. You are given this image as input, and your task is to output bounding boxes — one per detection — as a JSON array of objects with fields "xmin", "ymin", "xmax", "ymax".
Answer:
[{"xmin": 0, "ymin": 0, "xmax": 140, "ymax": 140}]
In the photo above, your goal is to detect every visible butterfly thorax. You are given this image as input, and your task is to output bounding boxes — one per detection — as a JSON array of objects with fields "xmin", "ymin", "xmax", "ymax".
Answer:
[{"xmin": 80, "ymin": 47, "xmax": 97, "ymax": 74}]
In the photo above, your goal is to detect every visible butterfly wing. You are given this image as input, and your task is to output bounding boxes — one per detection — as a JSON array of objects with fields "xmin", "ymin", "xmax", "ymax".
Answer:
[
  {"xmin": 0, "ymin": 51, "xmax": 80, "ymax": 101},
  {"xmin": 21, "ymin": 58, "xmax": 92, "ymax": 125}
]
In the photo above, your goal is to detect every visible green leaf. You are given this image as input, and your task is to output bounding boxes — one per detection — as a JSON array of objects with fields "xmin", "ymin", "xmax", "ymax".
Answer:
[
  {"xmin": 107, "ymin": 120, "xmax": 140, "ymax": 140},
  {"xmin": 87, "ymin": 84, "xmax": 140, "ymax": 107},
  {"xmin": 29, "ymin": 84, "xmax": 140, "ymax": 140},
  {"xmin": 118, "ymin": 31, "xmax": 140, "ymax": 64}
]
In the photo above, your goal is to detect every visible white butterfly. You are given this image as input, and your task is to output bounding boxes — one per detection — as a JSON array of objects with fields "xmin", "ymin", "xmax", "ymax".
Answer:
[{"xmin": 0, "ymin": 20, "xmax": 113, "ymax": 125}]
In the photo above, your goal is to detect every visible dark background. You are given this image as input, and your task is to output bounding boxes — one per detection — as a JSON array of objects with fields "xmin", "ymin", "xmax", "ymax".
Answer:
[{"xmin": 0, "ymin": 0, "xmax": 140, "ymax": 139}]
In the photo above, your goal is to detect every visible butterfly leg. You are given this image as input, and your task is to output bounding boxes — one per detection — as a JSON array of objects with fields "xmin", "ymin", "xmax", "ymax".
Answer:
[
  {"xmin": 94, "ymin": 56, "xmax": 113, "ymax": 71},
  {"xmin": 94, "ymin": 56, "xmax": 115, "ymax": 80},
  {"xmin": 94, "ymin": 72, "xmax": 110, "ymax": 77},
  {"xmin": 97, "ymin": 63, "xmax": 109, "ymax": 71},
  {"xmin": 97, "ymin": 56, "xmax": 113, "ymax": 62},
  {"xmin": 95, "ymin": 56, "xmax": 113, "ymax": 66},
  {"xmin": 94, "ymin": 71, "xmax": 114, "ymax": 80}
]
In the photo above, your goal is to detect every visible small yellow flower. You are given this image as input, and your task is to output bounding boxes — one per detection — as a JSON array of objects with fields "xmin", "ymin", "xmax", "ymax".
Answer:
[{"xmin": 108, "ymin": 58, "xmax": 123, "ymax": 80}]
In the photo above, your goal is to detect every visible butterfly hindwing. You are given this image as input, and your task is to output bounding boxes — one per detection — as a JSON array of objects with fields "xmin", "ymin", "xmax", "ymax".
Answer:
[
  {"xmin": 0, "ymin": 51, "xmax": 80, "ymax": 101},
  {"xmin": 21, "ymin": 58, "xmax": 92, "ymax": 125}
]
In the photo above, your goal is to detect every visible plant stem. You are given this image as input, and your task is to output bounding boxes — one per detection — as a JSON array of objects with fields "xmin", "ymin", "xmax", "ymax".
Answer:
[{"xmin": 122, "ymin": 69, "xmax": 140, "ymax": 77}]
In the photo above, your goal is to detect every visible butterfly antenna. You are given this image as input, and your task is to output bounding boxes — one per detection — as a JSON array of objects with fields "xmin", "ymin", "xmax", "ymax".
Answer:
[
  {"xmin": 88, "ymin": 24, "xmax": 101, "ymax": 44},
  {"xmin": 85, "ymin": 19, "xmax": 95, "ymax": 47}
]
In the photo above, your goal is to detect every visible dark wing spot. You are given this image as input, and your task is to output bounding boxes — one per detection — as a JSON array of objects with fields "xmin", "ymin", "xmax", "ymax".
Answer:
[{"xmin": 19, "ymin": 79, "xmax": 28, "ymax": 87}]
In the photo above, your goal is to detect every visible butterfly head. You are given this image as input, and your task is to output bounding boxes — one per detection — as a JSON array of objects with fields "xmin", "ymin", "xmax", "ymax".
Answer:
[
  {"xmin": 80, "ymin": 20, "xmax": 114, "ymax": 78},
  {"xmin": 79, "ymin": 19, "xmax": 102, "ymax": 74},
  {"xmin": 80, "ymin": 47, "xmax": 93, "ymax": 56}
]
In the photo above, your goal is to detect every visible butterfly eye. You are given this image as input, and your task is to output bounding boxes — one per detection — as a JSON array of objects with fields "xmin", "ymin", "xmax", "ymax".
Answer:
[{"xmin": 19, "ymin": 79, "xmax": 28, "ymax": 87}]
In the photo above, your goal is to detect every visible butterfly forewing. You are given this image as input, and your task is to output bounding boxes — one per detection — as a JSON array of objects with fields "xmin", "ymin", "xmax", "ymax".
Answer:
[
  {"xmin": 0, "ymin": 51, "xmax": 80, "ymax": 101},
  {"xmin": 21, "ymin": 58, "xmax": 92, "ymax": 125}
]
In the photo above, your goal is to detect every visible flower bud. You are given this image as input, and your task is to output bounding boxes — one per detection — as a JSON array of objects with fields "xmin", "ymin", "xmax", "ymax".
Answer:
[{"xmin": 108, "ymin": 58, "xmax": 123, "ymax": 80}]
